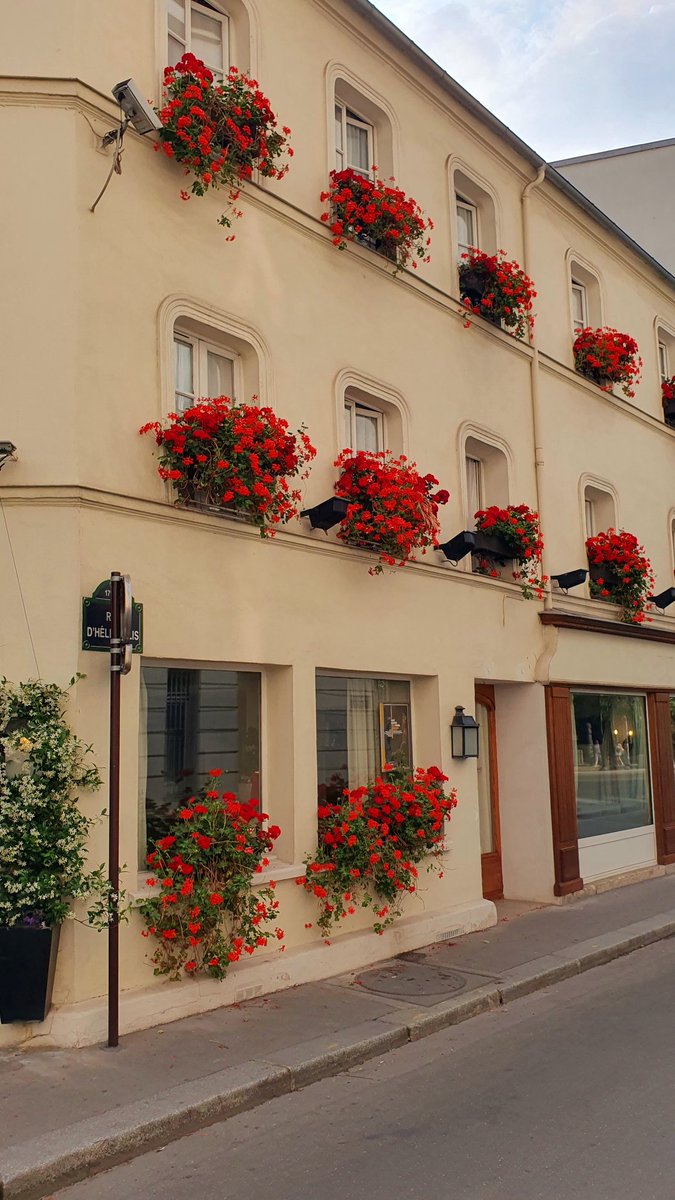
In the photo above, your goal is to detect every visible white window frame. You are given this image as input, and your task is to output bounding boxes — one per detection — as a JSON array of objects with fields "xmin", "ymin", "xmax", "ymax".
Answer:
[
  {"xmin": 166, "ymin": 0, "xmax": 230, "ymax": 75},
  {"xmin": 658, "ymin": 339, "xmax": 670, "ymax": 385},
  {"xmin": 465, "ymin": 455, "xmax": 483, "ymax": 524},
  {"xmin": 173, "ymin": 328, "xmax": 240, "ymax": 412},
  {"xmin": 585, "ymin": 497, "xmax": 595, "ymax": 540},
  {"xmin": 456, "ymin": 196, "xmax": 478, "ymax": 257},
  {"xmin": 334, "ymin": 100, "xmax": 375, "ymax": 178},
  {"xmin": 344, "ymin": 397, "xmax": 384, "ymax": 452},
  {"xmin": 571, "ymin": 280, "xmax": 588, "ymax": 335}
]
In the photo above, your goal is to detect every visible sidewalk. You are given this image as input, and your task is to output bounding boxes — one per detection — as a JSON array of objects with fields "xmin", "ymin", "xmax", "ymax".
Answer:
[{"xmin": 3, "ymin": 872, "xmax": 675, "ymax": 1200}]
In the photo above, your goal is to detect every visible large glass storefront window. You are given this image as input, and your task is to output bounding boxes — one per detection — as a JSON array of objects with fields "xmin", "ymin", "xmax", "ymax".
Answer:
[
  {"xmin": 316, "ymin": 675, "xmax": 411, "ymax": 806},
  {"xmin": 139, "ymin": 665, "xmax": 261, "ymax": 854},
  {"xmin": 571, "ymin": 691, "xmax": 652, "ymax": 839}
]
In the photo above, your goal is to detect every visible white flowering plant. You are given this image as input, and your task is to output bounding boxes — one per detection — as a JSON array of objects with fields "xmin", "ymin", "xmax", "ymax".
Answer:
[{"xmin": 0, "ymin": 678, "xmax": 112, "ymax": 928}]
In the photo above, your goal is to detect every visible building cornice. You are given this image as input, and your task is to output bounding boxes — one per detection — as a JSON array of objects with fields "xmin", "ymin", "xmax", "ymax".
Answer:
[{"xmin": 540, "ymin": 609, "xmax": 675, "ymax": 646}]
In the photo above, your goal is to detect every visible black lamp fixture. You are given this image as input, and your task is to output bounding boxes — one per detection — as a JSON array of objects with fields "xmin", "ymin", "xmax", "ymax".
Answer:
[
  {"xmin": 451, "ymin": 706, "xmax": 480, "ymax": 759},
  {"xmin": 551, "ymin": 568, "xmax": 588, "ymax": 593},
  {"xmin": 0, "ymin": 442, "xmax": 17, "ymax": 471},
  {"xmin": 651, "ymin": 587, "xmax": 675, "ymax": 611}
]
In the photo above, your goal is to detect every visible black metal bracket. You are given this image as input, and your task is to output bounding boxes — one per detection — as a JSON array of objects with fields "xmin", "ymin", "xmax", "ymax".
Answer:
[
  {"xmin": 438, "ymin": 529, "xmax": 513, "ymax": 565},
  {"xmin": 0, "ymin": 442, "xmax": 17, "ymax": 471},
  {"xmin": 551, "ymin": 568, "xmax": 588, "ymax": 593},
  {"xmin": 300, "ymin": 496, "xmax": 349, "ymax": 531},
  {"xmin": 651, "ymin": 587, "xmax": 675, "ymax": 611}
]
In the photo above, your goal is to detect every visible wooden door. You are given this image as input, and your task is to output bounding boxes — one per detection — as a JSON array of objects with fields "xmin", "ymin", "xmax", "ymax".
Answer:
[{"xmin": 476, "ymin": 684, "xmax": 503, "ymax": 900}]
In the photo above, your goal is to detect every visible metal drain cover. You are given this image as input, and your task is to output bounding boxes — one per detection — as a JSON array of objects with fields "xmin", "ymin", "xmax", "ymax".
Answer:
[{"xmin": 356, "ymin": 960, "xmax": 471, "ymax": 1003}]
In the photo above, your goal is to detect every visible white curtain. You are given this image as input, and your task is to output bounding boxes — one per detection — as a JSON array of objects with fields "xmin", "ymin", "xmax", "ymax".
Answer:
[
  {"xmin": 347, "ymin": 679, "xmax": 379, "ymax": 788},
  {"xmin": 137, "ymin": 672, "xmax": 149, "ymax": 866}
]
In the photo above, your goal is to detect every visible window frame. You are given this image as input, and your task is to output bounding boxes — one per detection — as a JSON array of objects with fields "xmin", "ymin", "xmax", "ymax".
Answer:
[
  {"xmin": 465, "ymin": 454, "xmax": 484, "ymax": 525},
  {"xmin": 658, "ymin": 339, "xmax": 670, "ymax": 385},
  {"xmin": 571, "ymin": 279, "xmax": 588, "ymax": 335},
  {"xmin": 584, "ymin": 497, "xmax": 595, "ymax": 540},
  {"xmin": 334, "ymin": 99, "xmax": 375, "ymax": 178},
  {"xmin": 173, "ymin": 327, "xmax": 240, "ymax": 412},
  {"xmin": 315, "ymin": 671, "xmax": 413, "ymax": 803},
  {"xmin": 166, "ymin": 0, "xmax": 230, "ymax": 75},
  {"xmin": 456, "ymin": 195, "xmax": 479, "ymax": 257},
  {"xmin": 343, "ymin": 396, "xmax": 384, "ymax": 453}
]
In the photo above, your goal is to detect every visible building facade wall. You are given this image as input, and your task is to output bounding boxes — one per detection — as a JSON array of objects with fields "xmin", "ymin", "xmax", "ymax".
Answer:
[{"xmin": 3, "ymin": 0, "xmax": 675, "ymax": 1046}]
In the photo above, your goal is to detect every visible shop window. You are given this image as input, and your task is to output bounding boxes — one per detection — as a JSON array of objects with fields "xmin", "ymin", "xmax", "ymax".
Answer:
[
  {"xmin": 583, "ymin": 484, "xmax": 616, "ymax": 540},
  {"xmin": 139, "ymin": 664, "xmax": 261, "ymax": 855},
  {"xmin": 332, "ymin": 78, "xmax": 394, "ymax": 179},
  {"xmin": 174, "ymin": 326, "xmax": 239, "ymax": 411},
  {"xmin": 463, "ymin": 435, "xmax": 509, "ymax": 525},
  {"xmin": 571, "ymin": 691, "xmax": 652, "ymax": 839},
  {"xmin": 452, "ymin": 168, "xmax": 497, "ymax": 265},
  {"xmin": 569, "ymin": 258, "xmax": 602, "ymax": 334},
  {"xmin": 316, "ymin": 674, "xmax": 411, "ymax": 806},
  {"xmin": 166, "ymin": 0, "xmax": 230, "ymax": 75}
]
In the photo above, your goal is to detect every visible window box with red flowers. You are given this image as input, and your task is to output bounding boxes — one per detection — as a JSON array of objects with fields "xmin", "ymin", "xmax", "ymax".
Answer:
[
  {"xmin": 586, "ymin": 528, "xmax": 654, "ymax": 624},
  {"xmin": 140, "ymin": 396, "xmax": 316, "ymax": 537},
  {"xmin": 139, "ymin": 775, "xmax": 284, "ymax": 980},
  {"xmin": 662, "ymin": 377, "xmax": 675, "ymax": 427},
  {"xmin": 459, "ymin": 249, "xmax": 536, "ymax": 339},
  {"xmin": 320, "ymin": 168, "xmax": 432, "ymax": 272},
  {"xmin": 573, "ymin": 327, "xmax": 642, "ymax": 399},
  {"xmin": 156, "ymin": 54, "xmax": 292, "ymax": 232},
  {"xmin": 332, "ymin": 449, "xmax": 449, "ymax": 574},
  {"xmin": 473, "ymin": 505, "xmax": 547, "ymax": 599},
  {"xmin": 298, "ymin": 764, "xmax": 457, "ymax": 937}
]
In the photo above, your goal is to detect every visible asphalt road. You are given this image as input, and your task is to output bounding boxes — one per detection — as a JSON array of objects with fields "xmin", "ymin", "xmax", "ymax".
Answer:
[{"xmin": 53, "ymin": 938, "xmax": 675, "ymax": 1199}]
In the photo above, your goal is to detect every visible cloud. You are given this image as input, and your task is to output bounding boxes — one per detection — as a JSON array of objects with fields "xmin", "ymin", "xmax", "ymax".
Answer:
[{"xmin": 371, "ymin": 0, "xmax": 675, "ymax": 159}]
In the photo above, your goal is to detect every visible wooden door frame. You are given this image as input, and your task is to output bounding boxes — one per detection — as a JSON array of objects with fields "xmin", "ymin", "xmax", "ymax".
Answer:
[{"xmin": 476, "ymin": 684, "xmax": 503, "ymax": 901}]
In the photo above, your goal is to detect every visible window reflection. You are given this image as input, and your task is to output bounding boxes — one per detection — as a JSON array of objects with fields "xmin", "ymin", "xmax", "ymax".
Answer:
[{"xmin": 571, "ymin": 692, "xmax": 652, "ymax": 839}]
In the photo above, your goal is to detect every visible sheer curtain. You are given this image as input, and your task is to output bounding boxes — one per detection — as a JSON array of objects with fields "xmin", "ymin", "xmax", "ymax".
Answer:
[
  {"xmin": 137, "ymin": 672, "xmax": 149, "ymax": 867},
  {"xmin": 347, "ymin": 678, "xmax": 379, "ymax": 788}
]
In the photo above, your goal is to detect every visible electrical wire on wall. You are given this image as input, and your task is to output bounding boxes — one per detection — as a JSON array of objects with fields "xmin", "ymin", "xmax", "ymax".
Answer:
[
  {"xmin": 0, "ymin": 496, "xmax": 41, "ymax": 678},
  {"xmin": 90, "ymin": 110, "xmax": 127, "ymax": 214}
]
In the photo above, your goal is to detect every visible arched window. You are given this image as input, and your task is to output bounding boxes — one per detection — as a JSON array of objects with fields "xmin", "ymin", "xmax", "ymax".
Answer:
[
  {"xmin": 341, "ymin": 382, "xmax": 404, "ymax": 457},
  {"xmin": 166, "ymin": 0, "xmax": 230, "ymax": 76},
  {"xmin": 583, "ymin": 483, "xmax": 616, "ymax": 541},
  {"xmin": 331, "ymin": 74, "xmax": 395, "ymax": 180},
  {"xmin": 462, "ymin": 434, "xmax": 509, "ymax": 525},
  {"xmin": 451, "ymin": 167, "xmax": 498, "ymax": 268},
  {"xmin": 568, "ymin": 257, "xmax": 602, "ymax": 336}
]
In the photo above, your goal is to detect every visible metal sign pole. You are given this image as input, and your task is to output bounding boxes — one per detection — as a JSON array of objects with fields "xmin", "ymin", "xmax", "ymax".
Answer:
[
  {"xmin": 108, "ymin": 572, "xmax": 122, "ymax": 1048},
  {"xmin": 107, "ymin": 571, "xmax": 132, "ymax": 1049}
]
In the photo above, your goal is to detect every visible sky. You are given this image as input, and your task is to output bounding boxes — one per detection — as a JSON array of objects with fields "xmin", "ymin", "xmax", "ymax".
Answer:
[{"xmin": 371, "ymin": 0, "xmax": 675, "ymax": 161}]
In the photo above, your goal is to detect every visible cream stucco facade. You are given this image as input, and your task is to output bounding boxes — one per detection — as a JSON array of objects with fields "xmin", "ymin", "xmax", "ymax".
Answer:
[{"xmin": 3, "ymin": 0, "xmax": 675, "ymax": 1048}]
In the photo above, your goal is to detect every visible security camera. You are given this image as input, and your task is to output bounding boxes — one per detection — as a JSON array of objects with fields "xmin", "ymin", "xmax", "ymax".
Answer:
[{"xmin": 111, "ymin": 79, "xmax": 163, "ymax": 136}]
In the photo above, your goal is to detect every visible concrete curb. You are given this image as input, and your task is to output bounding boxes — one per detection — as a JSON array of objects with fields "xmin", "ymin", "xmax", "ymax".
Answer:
[{"xmin": 3, "ymin": 911, "xmax": 675, "ymax": 1200}]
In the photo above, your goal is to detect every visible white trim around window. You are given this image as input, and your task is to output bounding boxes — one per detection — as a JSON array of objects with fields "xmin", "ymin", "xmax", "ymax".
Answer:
[
  {"xmin": 456, "ymin": 196, "xmax": 478, "ymax": 257},
  {"xmin": 166, "ymin": 0, "xmax": 229, "ymax": 75},
  {"xmin": 334, "ymin": 100, "xmax": 374, "ymax": 177},
  {"xmin": 571, "ymin": 280, "xmax": 588, "ymax": 334},
  {"xmin": 173, "ymin": 328, "xmax": 240, "ymax": 412},
  {"xmin": 344, "ymin": 397, "xmax": 384, "ymax": 453}
]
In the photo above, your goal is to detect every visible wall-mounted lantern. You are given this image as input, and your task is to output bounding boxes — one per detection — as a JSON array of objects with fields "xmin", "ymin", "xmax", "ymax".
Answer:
[{"xmin": 451, "ymin": 706, "xmax": 480, "ymax": 759}]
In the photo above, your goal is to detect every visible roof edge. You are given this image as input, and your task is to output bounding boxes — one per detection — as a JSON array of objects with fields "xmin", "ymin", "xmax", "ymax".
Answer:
[{"xmin": 553, "ymin": 137, "xmax": 675, "ymax": 167}]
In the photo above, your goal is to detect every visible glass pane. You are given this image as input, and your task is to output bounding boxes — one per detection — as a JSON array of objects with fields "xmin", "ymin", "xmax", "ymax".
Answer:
[
  {"xmin": 206, "ymin": 350, "xmax": 234, "ymax": 398},
  {"xmin": 355, "ymin": 409, "xmax": 380, "ymax": 453},
  {"xmin": 659, "ymin": 342, "xmax": 669, "ymax": 382},
  {"xmin": 572, "ymin": 284, "xmax": 585, "ymax": 328},
  {"xmin": 167, "ymin": 0, "xmax": 186, "ymax": 37},
  {"xmin": 335, "ymin": 104, "xmax": 344, "ymax": 152},
  {"xmin": 476, "ymin": 702, "xmax": 494, "ymax": 853},
  {"xmin": 346, "ymin": 120, "xmax": 370, "ymax": 173},
  {"xmin": 191, "ymin": 5, "xmax": 225, "ymax": 72},
  {"xmin": 316, "ymin": 676, "xmax": 411, "ymax": 807},
  {"xmin": 344, "ymin": 402, "xmax": 353, "ymax": 448},
  {"xmin": 141, "ymin": 666, "xmax": 261, "ymax": 852},
  {"xmin": 585, "ymin": 498, "xmax": 594, "ymax": 539},
  {"xmin": 456, "ymin": 203, "xmax": 474, "ymax": 252},
  {"xmin": 168, "ymin": 33, "xmax": 185, "ymax": 64},
  {"xmin": 466, "ymin": 456, "xmax": 482, "ymax": 523},
  {"xmin": 571, "ymin": 692, "xmax": 652, "ymax": 840},
  {"xmin": 174, "ymin": 339, "xmax": 193, "ymax": 397}
]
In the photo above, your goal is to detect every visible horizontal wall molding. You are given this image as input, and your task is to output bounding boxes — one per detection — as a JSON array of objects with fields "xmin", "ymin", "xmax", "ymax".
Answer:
[{"xmin": 541, "ymin": 608, "xmax": 675, "ymax": 645}]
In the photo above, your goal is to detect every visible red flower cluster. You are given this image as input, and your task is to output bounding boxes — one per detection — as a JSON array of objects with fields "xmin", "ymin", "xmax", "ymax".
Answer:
[
  {"xmin": 586, "ymin": 528, "xmax": 654, "ymax": 624},
  {"xmin": 573, "ymin": 327, "xmax": 642, "ymax": 399},
  {"xmin": 320, "ymin": 168, "xmax": 432, "ymax": 271},
  {"xmin": 140, "ymin": 396, "xmax": 316, "ymax": 536},
  {"xmin": 459, "ymin": 248, "xmax": 536, "ymax": 339},
  {"xmin": 333, "ymin": 448, "xmax": 449, "ymax": 573},
  {"xmin": 474, "ymin": 504, "xmax": 547, "ymax": 599},
  {"xmin": 139, "ymin": 779, "xmax": 283, "ymax": 979},
  {"xmin": 157, "ymin": 54, "xmax": 292, "ymax": 231},
  {"xmin": 663, "ymin": 378, "xmax": 675, "ymax": 403},
  {"xmin": 298, "ymin": 764, "xmax": 457, "ymax": 936}
]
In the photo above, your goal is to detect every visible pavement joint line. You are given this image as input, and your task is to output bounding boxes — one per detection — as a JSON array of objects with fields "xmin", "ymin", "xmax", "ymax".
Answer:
[{"xmin": 2, "ymin": 911, "xmax": 675, "ymax": 1200}]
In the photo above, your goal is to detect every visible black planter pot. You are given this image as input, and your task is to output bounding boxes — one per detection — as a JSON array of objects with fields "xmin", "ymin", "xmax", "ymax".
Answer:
[
  {"xmin": 663, "ymin": 396, "xmax": 675, "ymax": 428},
  {"xmin": 588, "ymin": 559, "xmax": 620, "ymax": 594},
  {"xmin": 458, "ymin": 266, "xmax": 502, "ymax": 328},
  {"xmin": 577, "ymin": 363, "xmax": 613, "ymax": 390},
  {"xmin": 355, "ymin": 230, "xmax": 398, "ymax": 263},
  {"xmin": 0, "ymin": 925, "xmax": 60, "ymax": 1023}
]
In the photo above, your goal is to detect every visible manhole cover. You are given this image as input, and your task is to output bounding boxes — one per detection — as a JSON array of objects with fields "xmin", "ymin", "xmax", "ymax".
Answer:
[{"xmin": 356, "ymin": 960, "xmax": 470, "ymax": 1002}]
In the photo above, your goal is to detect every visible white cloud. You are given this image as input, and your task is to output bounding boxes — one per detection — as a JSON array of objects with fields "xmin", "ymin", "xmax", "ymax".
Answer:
[{"xmin": 371, "ymin": 0, "xmax": 675, "ymax": 159}]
